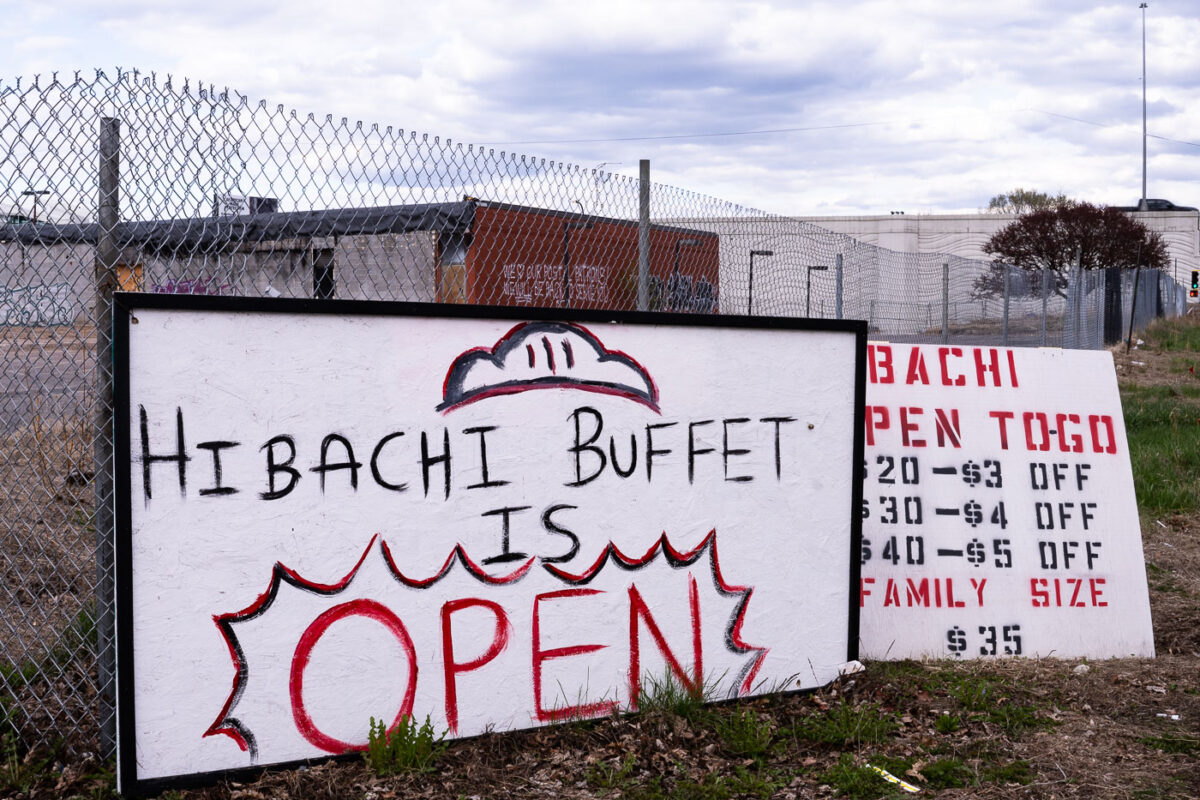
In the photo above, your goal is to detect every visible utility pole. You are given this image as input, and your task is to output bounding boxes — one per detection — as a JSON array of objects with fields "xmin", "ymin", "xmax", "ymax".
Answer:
[
  {"xmin": 1141, "ymin": 2, "xmax": 1148, "ymax": 206},
  {"xmin": 637, "ymin": 160, "xmax": 650, "ymax": 311}
]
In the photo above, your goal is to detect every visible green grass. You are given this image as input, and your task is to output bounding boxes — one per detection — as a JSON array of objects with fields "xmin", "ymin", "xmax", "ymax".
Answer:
[
  {"xmin": 668, "ymin": 767, "xmax": 785, "ymax": 800},
  {"xmin": 1142, "ymin": 317, "xmax": 1200, "ymax": 353},
  {"xmin": 1138, "ymin": 735, "xmax": 1200, "ymax": 756},
  {"xmin": 985, "ymin": 703, "xmax": 1054, "ymax": 737},
  {"xmin": 819, "ymin": 753, "xmax": 901, "ymax": 799},
  {"xmin": 633, "ymin": 671, "xmax": 715, "ymax": 725},
  {"xmin": 936, "ymin": 674, "xmax": 1054, "ymax": 736},
  {"xmin": 946, "ymin": 674, "xmax": 998, "ymax": 712},
  {"xmin": 787, "ymin": 702, "xmax": 899, "ymax": 746},
  {"xmin": 713, "ymin": 709, "xmax": 774, "ymax": 763},
  {"xmin": 1122, "ymin": 384, "xmax": 1200, "ymax": 514},
  {"xmin": 980, "ymin": 759, "xmax": 1035, "ymax": 785},
  {"xmin": 589, "ymin": 759, "xmax": 784, "ymax": 800},
  {"xmin": 363, "ymin": 714, "xmax": 447, "ymax": 776},
  {"xmin": 587, "ymin": 755, "xmax": 638, "ymax": 792},
  {"xmin": 934, "ymin": 713, "xmax": 961, "ymax": 734},
  {"xmin": 0, "ymin": 737, "xmax": 62, "ymax": 796},
  {"xmin": 868, "ymin": 755, "xmax": 974, "ymax": 790},
  {"xmin": 1168, "ymin": 356, "xmax": 1199, "ymax": 374},
  {"xmin": 1121, "ymin": 316, "xmax": 1200, "ymax": 517},
  {"xmin": 921, "ymin": 757, "xmax": 973, "ymax": 789}
]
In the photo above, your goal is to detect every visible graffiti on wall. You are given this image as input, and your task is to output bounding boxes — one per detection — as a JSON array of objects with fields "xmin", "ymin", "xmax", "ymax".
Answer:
[
  {"xmin": 499, "ymin": 263, "xmax": 611, "ymax": 306},
  {"xmin": 0, "ymin": 283, "xmax": 72, "ymax": 326},
  {"xmin": 650, "ymin": 272, "xmax": 719, "ymax": 314},
  {"xmin": 151, "ymin": 276, "xmax": 238, "ymax": 295},
  {"xmin": 118, "ymin": 304, "xmax": 864, "ymax": 792}
]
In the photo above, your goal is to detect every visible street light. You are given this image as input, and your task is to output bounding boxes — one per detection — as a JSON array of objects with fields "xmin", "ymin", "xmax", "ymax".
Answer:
[
  {"xmin": 806, "ymin": 265, "xmax": 829, "ymax": 317},
  {"xmin": 21, "ymin": 189, "xmax": 49, "ymax": 223},
  {"xmin": 592, "ymin": 162, "xmax": 622, "ymax": 212},
  {"xmin": 562, "ymin": 220, "xmax": 594, "ymax": 307},
  {"xmin": 747, "ymin": 249, "xmax": 773, "ymax": 315}
]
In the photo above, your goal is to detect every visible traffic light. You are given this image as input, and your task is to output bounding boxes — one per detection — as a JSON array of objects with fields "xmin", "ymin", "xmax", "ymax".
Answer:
[{"xmin": 1191, "ymin": 269, "xmax": 1199, "ymax": 299}]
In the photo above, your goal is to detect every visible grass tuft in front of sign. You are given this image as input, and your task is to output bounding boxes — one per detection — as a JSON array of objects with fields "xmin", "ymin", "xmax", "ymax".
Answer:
[{"xmin": 363, "ymin": 715, "xmax": 447, "ymax": 776}]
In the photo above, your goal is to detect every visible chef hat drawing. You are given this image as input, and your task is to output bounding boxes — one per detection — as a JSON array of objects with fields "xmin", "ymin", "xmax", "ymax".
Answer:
[{"xmin": 438, "ymin": 321, "xmax": 659, "ymax": 413}]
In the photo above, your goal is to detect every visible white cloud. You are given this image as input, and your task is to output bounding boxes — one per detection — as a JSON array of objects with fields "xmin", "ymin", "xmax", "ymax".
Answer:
[{"xmin": 0, "ymin": 0, "xmax": 1197, "ymax": 216}]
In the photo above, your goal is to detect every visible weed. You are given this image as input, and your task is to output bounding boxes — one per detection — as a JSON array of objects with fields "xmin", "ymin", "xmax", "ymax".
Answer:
[
  {"xmin": 934, "ymin": 713, "xmax": 961, "ymax": 734},
  {"xmin": 980, "ymin": 759, "xmax": 1034, "ymax": 785},
  {"xmin": 625, "ymin": 774, "xmax": 666, "ymax": 800},
  {"xmin": 947, "ymin": 674, "xmax": 998, "ymax": 712},
  {"xmin": 714, "ymin": 709, "xmax": 774, "ymax": 763},
  {"xmin": 867, "ymin": 754, "xmax": 911, "ymax": 778},
  {"xmin": 788, "ymin": 702, "xmax": 898, "ymax": 746},
  {"xmin": 587, "ymin": 754, "xmax": 637, "ymax": 792},
  {"xmin": 0, "ymin": 736, "xmax": 58, "ymax": 795},
  {"xmin": 819, "ymin": 753, "xmax": 901, "ymax": 799},
  {"xmin": 920, "ymin": 757, "xmax": 972, "ymax": 789},
  {"xmin": 988, "ymin": 703, "xmax": 1054, "ymax": 736},
  {"xmin": 1138, "ymin": 735, "xmax": 1199, "ymax": 755},
  {"xmin": 634, "ymin": 671, "xmax": 714, "ymax": 725},
  {"xmin": 363, "ymin": 714, "xmax": 447, "ymax": 776},
  {"xmin": 671, "ymin": 766, "xmax": 784, "ymax": 799}
]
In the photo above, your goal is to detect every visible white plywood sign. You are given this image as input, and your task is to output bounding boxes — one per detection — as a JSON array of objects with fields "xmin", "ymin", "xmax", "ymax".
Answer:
[
  {"xmin": 114, "ymin": 297, "xmax": 866, "ymax": 793},
  {"xmin": 859, "ymin": 343, "xmax": 1154, "ymax": 661}
]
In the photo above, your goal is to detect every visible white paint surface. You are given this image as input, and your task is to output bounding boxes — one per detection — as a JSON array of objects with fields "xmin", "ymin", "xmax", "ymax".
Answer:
[
  {"xmin": 859, "ymin": 343, "xmax": 1154, "ymax": 660},
  {"xmin": 119, "ymin": 308, "xmax": 862, "ymax": 784}
]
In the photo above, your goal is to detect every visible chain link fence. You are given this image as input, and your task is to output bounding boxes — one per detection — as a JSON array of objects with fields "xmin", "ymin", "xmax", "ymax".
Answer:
[{"xmin": 0, "ymin": 68, "xmax": 1190, "ymax": 757}]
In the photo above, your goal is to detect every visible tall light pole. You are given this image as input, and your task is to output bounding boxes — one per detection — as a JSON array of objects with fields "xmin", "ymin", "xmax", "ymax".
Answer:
[
  {"xmin": 806, "ymin": 265, "xmax": 829, "ymax": 317},
  {"xmin": 21, "ymin": 189, "xmax": 49, "ymax": 223},
  {"xmin": 748, "ymin": 249, "xmax": 773, "ymax": 315},
  {"xmin": 592, "ymin": 161, "xmax": 621, "ymax": 212},
  {"xmin": 1141, "ymin": 2, "xmax": 1148, "ymax": 207}
]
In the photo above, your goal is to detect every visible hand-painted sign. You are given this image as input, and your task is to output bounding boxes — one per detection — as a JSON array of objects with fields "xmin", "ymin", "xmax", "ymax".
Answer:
[
  {"xmin": 114, "ymin": 296, "xmax": 866, "ymax": 793},
  {"xmin": 858, "ymin": 343, "xmax": 1153, "ymax": 660}
]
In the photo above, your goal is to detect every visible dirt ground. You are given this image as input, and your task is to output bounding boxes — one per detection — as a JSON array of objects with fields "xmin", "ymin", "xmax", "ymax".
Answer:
[{"xmin": 5, "ymin": 317, "xmax": 1199, "ymax": 800}]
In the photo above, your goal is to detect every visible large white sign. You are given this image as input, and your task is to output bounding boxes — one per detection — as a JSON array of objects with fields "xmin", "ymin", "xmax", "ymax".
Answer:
[
  {"xmin": 115, "ymin": 298, "xmax": 865, "ymax": 793},
  {"xmin": 859, "ymin": 343, "xmax": 1153, "ymax": 660}
]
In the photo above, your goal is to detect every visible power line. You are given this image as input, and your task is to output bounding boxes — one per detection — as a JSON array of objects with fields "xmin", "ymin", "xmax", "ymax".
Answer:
[
  {"xmin": 479, "ymin": 108, "xmax": 1200, "ymax": 149},
  {"xmin": 1031, "ymin": 109, "xmax": 1200, "ymax": 148}
]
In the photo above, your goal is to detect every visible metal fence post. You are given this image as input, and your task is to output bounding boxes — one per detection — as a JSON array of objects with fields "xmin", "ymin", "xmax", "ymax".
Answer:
[
  {"xmin": 835, "ymin": 253, "xmax": 843, "ymax": 320},
  {"xmin": 637, "ymin": 159, "xmax": 650, "ymax": 311},
  {"xmin": 1074, "ymin": 249, "xmax": 1084, "ymax": 349},
  {"xmin": 1103, "ymin": 267, "xmax": 1123, "ymax": 345},
  {"xmin": 1126, "ymin": 262, "xmax": 1144, "ymax": 352},
  {"xmin": 941, "ymin": 262, "xmax": 949, "ymax": 344},
  {"xmin": 94, "ymin": 116, "xmax": 120, "ymax": 756},
  {"xmin": 1001, "ymin": 263, "xmax": 1010, "ymax": 346},
  {"xmin": 1041, "ymin": 265, "xmax": 1049, "ymax": 346}
]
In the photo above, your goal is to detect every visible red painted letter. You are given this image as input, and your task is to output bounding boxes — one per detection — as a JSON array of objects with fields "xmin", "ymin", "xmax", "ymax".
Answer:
[{"xmin": 442, "ymin": 597, "xmax": 510, "ymax": 733}]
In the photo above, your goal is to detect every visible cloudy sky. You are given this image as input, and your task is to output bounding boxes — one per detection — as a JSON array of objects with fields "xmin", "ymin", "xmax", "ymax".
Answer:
[{"xmin": 2, "ymin": 0, "xmax": 1197, "ymax": 216}]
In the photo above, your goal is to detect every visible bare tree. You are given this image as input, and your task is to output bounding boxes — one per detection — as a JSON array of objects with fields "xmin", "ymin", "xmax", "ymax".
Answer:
[{"xmin": 984, "ymin": 188, "xmax": 1068, "ymax": 215}]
